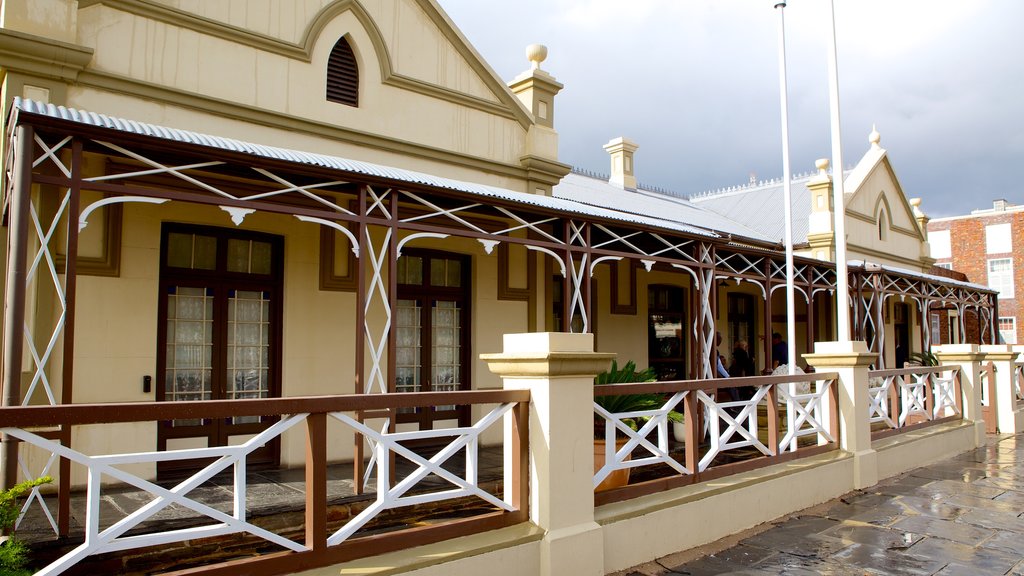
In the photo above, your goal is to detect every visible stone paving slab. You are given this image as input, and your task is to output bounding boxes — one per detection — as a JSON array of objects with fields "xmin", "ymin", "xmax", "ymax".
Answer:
[{"xmin": 614, "ymin": 433, "xmax": 1024, "ymax": 576}]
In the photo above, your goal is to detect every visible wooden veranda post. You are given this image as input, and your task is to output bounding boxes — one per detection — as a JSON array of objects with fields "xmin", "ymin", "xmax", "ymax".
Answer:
[{"xmin": 2, "ymin": 124, "xmax": 33, "ymax": 491}]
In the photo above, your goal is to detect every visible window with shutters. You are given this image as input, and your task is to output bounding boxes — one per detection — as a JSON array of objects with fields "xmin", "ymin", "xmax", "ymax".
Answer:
[{"xmin": 326, "ymin": 36, "xmax": 359, "ymax": 107}]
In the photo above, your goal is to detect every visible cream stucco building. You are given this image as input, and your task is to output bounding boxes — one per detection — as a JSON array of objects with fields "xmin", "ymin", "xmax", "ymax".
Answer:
[{"xmin": 0, "ymin": 3, "xmax": 1002, "ymax": 572}]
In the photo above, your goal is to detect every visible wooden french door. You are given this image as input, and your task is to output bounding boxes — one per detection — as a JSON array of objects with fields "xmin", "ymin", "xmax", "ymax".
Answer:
[
  {"xmin": 394, "ymin": 250, "xmax": 471, "ymax": 429},
  {"xmin": 156, "ymin": 224, "xmax": 284, "ymax": 475}
]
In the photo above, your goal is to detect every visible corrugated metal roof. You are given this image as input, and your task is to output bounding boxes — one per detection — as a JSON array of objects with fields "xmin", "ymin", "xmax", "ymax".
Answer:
[
  {"xmin": 11, "ymin": 98, "xmax": 718, "ymax": 239},
  {"xmin": 689, "ymin": 177, "xmax": 813, "ymax": 244},
  {"xmin": 553, "ymin": 172, "xmax": 774, "ymax": 243},
  {"xmin": 848, "ymin": 261, "xmax": 996, "ymax": 294}
]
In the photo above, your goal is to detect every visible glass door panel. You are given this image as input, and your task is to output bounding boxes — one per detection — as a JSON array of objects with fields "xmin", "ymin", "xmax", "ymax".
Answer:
[
  {"xmin": 396, "ymin": 299, "xmax": 423, "ymax": 415},
  {"xmin": 165, "ymin": 286, "xmax": 214, "ymax": 426},
  {"xmin": 432, "ymin": 300, "xmax": 461, "ymax": 411},
  {"xmin": 227, "ymin": 290, "xmax": 272, "ymax": 424},
  {"xmin": 396, "ymin": 251, "xmax": 470, "ymax": 428}
]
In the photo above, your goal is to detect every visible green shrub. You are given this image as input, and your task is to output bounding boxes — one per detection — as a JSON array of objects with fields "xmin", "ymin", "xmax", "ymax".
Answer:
[
  {"xmin": 0, "ymin": 537, "xmax": 31, "ymax": 576},
  {"xmin": 908, "ymin": 351, "xmax": 939, "ymax": 366},
  {"xmin": 0, "ymin": 476, "xmax": 52, "ymax": 576},
  {"xmin": 594, "ymin": 360, "xmax": 682, "ymax": 434}
]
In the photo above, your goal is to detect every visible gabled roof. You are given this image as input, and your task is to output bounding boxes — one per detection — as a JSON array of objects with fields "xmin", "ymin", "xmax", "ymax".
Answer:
[{"xmin": 842, "ymin": 139, "xmax": 921, "ymax": 226}]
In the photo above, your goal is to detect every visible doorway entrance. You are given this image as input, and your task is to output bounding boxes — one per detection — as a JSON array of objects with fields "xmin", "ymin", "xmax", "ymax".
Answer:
[
  {"xmin": 647, "ymin": 285, "xmax": 687, "ymax": 381},
  {"xmin": 394, "ymin": 250, "xmax": 471, "ymax": 429},
  {"xmin": 156, "ymin": 224, "xmax": 284, "ymax": 475}
]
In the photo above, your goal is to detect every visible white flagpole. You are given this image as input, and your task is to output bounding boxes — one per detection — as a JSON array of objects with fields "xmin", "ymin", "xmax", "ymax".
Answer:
[
  {"xmin": 826, "ymin": 0, "xmax": 851, "ymax": 342},
  {"xmin": 774, "ymin": 0, "xmax": 798, "ymax": 452}
]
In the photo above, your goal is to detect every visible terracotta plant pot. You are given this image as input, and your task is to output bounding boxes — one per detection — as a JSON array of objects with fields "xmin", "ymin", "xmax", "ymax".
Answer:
[{"xmin": 593, "ymin": 436, "xmax": 631, "ymax": 492}]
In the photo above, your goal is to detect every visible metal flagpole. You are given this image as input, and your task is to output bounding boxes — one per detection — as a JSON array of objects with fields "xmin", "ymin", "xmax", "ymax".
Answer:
[
  {"xmin": 826, "ymin": 0, "xmax": 851, "ymax": 342},
  {"xmin": 774, "ymin": 0, "xmax": 798, "ymax": 452}
]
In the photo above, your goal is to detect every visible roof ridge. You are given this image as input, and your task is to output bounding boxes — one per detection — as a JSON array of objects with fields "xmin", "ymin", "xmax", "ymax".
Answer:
[{"xmin": 688, "ymin": 170, "xmax": 823, "ymax": 201}]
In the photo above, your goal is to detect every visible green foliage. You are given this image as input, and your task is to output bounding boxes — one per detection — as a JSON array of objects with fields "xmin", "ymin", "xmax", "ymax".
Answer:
[
  {"xmin": 0, "ymin": 537, "xmax": 32, "ymax": 576},
  {"xmin": 908, "ymin": 351, "xmax": 939, "ymax": 366},
  {"xmin": 594, "ymin": 360, "xmax": 682, "ymax": 434},
  {"xmin": 0, "ymin": 476, "xmax": 52, "ymax": 576},
  {"xmin": 595, "ymin": 360, "xmax": 657, "ymax": 385}
]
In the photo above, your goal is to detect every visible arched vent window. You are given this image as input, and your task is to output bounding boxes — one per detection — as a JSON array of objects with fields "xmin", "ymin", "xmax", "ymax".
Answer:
[
  {"xmin": 877, "ymin": 208, "xmax": 888, "ymax": 241},
  {"xmin": 327, "ymin": 37, "xmax": 359, "ymax": 107}
]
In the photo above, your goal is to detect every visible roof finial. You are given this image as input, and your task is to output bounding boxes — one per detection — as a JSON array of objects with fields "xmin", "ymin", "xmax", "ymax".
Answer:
[
  {"xmin": 815, "ymin": 158, "xmax": 830, "ymax": 176},
  {"xmin": 526, "ymin": 44, "xmax": 548, "ymax": 71},
  {"xmin": 869, "ymin": 124, "xmax": 881, "ymax": 148}
]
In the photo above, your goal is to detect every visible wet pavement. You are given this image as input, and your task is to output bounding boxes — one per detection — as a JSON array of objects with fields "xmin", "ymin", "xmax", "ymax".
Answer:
[{"xmin": 616, "ymin": 433, "xmax": 1024, "ymax": 575}]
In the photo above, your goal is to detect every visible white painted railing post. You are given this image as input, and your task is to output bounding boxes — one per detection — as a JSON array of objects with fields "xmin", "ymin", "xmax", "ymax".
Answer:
[
  {"xmin": 982, "ymin": 345, "xmax": 1023, "ymax": 434},
  {"xmin": 481, "ymin": 333, "xmax": 614, "ymax": 576},
  {"xmin": 804, "ymin": 340, "xmax": 878, "ymax": 489},
  {"xmin": 934, "ymin": 344, "xmax": 986, "ymax": 447}
]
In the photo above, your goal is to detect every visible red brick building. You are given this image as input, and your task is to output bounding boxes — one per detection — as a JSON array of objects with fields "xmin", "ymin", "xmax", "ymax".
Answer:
[{"xmin": 928, "ymin": 199, "xmax": 1023, "ymax": 345}]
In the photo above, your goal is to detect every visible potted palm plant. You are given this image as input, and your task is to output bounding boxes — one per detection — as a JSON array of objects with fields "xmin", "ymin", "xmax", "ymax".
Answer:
[{"xmin": 593, "ymin": 360, "xmax": 682, "ymax": 491}]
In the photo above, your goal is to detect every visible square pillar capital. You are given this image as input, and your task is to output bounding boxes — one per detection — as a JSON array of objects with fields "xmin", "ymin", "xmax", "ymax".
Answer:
[
  {"xmin": 803, "ymin": 340, "xmax": 877, "ymax": 368},
  {"xmin": 481, "ymin": 333, "xmax": 615, "ymax": 378},
  {"xmin": 934, "ymin": 344, "xmax": 985, "ymax": 363}
]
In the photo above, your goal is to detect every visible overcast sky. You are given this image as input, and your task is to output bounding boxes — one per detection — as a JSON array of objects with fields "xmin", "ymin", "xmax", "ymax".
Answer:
[{"xmin": 437, "ymin": 0, "xmax": 1022, "ymax": 218}]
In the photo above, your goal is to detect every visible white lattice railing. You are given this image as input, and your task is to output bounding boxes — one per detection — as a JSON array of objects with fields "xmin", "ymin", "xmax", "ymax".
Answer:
[
  {"xmin": 593, "ymin": 372, "xmax": 839, "ymax": 499},
  {"xmin": 868, "ymin": 366, "xmax": 962, "ymax": 439},
  {"xmin": 0, "ymin": 391, "xmax": 528, "ymax": 576}
]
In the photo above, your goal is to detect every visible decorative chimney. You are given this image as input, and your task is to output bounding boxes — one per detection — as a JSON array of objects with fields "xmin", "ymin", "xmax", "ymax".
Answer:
[
  {"xmin": 993, "ymin": 199, "xmax": 1010, "ymax": 211},
  {"xmin": 603, "ymin": 137, "xmax": 639, "ymax": 190}
]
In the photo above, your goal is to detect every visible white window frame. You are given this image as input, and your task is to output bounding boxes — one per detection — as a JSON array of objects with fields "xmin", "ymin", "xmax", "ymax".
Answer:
[
  {"xmin": 985, "ymin": 223, "xmax": 1012, "ymax": 254},
  {"xmin": 935, "ymin": 262, "xmax": 953, "ymax": 270},
  {"xmin": 998, "ymin": 317, "xmax": 1017, "ymax": 345},
  {"xmin": 931, "ymin": 313, "xmax": 941, "ymax": 345},
  {"xmin": 930, "ymin": 229, "xmax": 951, "ymax": 259},
  {"xmin": 987, "ymin": 258, "xmax": 1014, "ymax": 299}
]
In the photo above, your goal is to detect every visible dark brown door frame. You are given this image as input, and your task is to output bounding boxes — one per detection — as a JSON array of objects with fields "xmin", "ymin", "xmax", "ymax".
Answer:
[
  {"xmin": 395, "ymin": 248, "xmax": 472, "ymax": 429},
  {"xmin": 156, "ymin": 223, "xmax": 285, "ymax": 475}
]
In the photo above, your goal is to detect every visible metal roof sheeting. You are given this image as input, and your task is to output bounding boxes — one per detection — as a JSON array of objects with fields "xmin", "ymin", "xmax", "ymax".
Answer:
[
  {"xmin": 690, "ymin": 177, "xmax": 813, "ymax": 244},
  {"xmin": 553, "ymin": 172, "xmax": 774, "ymax": 243},
  {"xmin": 12, "ymin": 98, "xmax": 718, "ymax": 239}
]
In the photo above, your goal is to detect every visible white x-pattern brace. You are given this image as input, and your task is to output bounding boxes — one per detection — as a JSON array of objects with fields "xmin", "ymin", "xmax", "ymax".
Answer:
[
  {"xmin": 777, "ymin": 379, "xmax": 835, "ymax": 451},
  {"xmin": 867, "ymin": 376, "xmax": 896, "ymax": 428},
  {"xmin": 15, "ymin": 448, "xmax": 58, "ymax": 533},
  {"xmin": 812, "ymin": 267, "xmax": 836, "ymax": 288},
  {"xmin": 592, "ymin": 391, "xmax": 690, "ymax": 487},
  {"xmin": 568, "ymin": 252, "xmax": 589, "ymax": 333},
  {"xmin": 898, "ymin": 374, "xmax": 929, "ymax": 426},
  {"xmin": 698, "ymin": 386, "xmax": 772, "ymax": 472},
  {"xmin": 328, "ymin": 403, "xmax": 516, "ymax": 546},
  {"xmin": 931, "ymin": 372, "xmax": 960, "ymax": 419},
  {"xmin": 716, "ymin": 252, "xmax": 763, "ymax": 276},
  {"xmin": 3, "ymin": 415, "xmax": 309, "ymax": 576},
  {"xmin": 770, "ymin": 260, "xmax": 809, "ymax": 284},
  {"xmin": 33, "ymin": 134, "xmax": 72, "ymax": 177},
  {"xmin": 24, "ymin": 192, "xmax": 72, "ymax": 407},
  {"xmin": 363, "ymin": 227, "xmax": 393, "ymax": 395}
]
